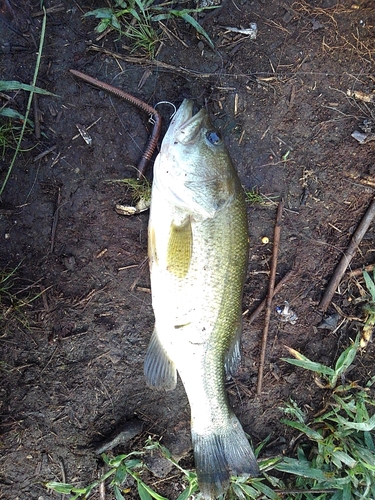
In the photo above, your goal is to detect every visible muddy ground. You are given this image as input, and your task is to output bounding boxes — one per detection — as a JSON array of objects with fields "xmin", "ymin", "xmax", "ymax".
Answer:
[{"xmin": 1, "ymin": 0, "xmax": 375, "ymax": 498}]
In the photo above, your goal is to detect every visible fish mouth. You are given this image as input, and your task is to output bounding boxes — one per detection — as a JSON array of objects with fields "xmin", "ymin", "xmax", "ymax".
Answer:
[{"xmin": 164, "ymin": 99, "xmax": 210, "ymax": 145}]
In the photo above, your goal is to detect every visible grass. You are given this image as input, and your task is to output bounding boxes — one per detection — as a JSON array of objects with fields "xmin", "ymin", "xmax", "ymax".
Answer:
[
  {"xmin": 45, "ymin": 334, "xmax": 374, "ymax": 499},
  {"xmin": 84, "ymin": 0, "xmax": 219, "ymax": 56},
  {"xmin": 0, "ymin": 121, "xmax": 15, "ymax": 159},
  {"xmin": 245, "ymin": 188, "xmax": 265, "ymax": 205},
  {"xmin": 0, "ymin": 263, "xmax": 44, "ymax": 333},
  {"xmin": 0, "ymin": 8, "xmax": 51, "ymax": 198},
  {"xmin": 107, "ymin": 176, "xmax": 152, "ymax": 214},
  {"xmin": 244, "ymin": 188, "xmax": 277, "ymax": 207}
]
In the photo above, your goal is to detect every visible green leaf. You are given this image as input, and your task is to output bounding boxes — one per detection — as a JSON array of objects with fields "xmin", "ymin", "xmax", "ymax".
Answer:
[
  {"xmin": 134, "ymin": 0, "xmax": 146, "ymax": 16},
  {"xmin": 96, "ymin": 19, "xmax": 111, "ymax": 32},
  {"xmin": 363, "ymin": 270, "xmax": 375, "ymax": 301},
  {"xmin": 333, "ymin": 337, "xmax": 359, "ymax": 382},
  {"xmin": 151, "ymin": 13, "xmax": 170, "ymax": 21},
  {"xmin": 0, "ymin": 81, "xmax": 57, "ymax": 96},
  {"xmin": 176, "ymin": 483, "xmax": 199, "ymax": 500},
  {"xmin": 138, "ymin": 482, "xmax": 153, "ymax": 500},
  {"xmin": 0, "ymin": 108, "xmax": 32, "ymax": 125},
  {"xmin": 332, "ymin": 450, "xmax": 357, "ymax": 468},
  {"xmin": 355, "ymin": 446, "xmax": 375, "ymax": 471},
  {"xmin": 258, "ymin": 456, "xmax": 283, "ymax": 471},
  {"xmin": 364, "ymin": 431, "xmax": 375, "ymax": 451},
  {"xmin": 108, "ymin": 454, "xmax": 128, "ymax": 467},
  {"xmin": 180, "ymin": 12, "xmax": 214, "ymax": 48},
  {"xmin": 281, "ymin": 419, "xmax": 324, "ymax": 440},
  {"xmin": 83, "ymin": 8, "xmax": 114, "ymax": 19},
  {"xmin": 231, "ymin": 482, "xmax": 247, "ymax": 500},
  {"xmin": 137, "ymin": 480, "xmax": 168, "ymax": 500},
  {"xmin": 281, "ymin": 357, "xmax": 335, "ymax": 378},
  {"xmin": 113, "ymin": 464, "xmax": 128, "ymax": 485},
  {"xmin": 335, "ymin": 414, "xmax": 375, "ymax": 431},
  {"xmin": 252, "ymin": 480, "xmax": 280, "ymax": 499},
  {"xmin": 274, "ymin": 457, "xmax": 329, "ymax": 481},
  {"xmin": 125, "ymin": 458, "xmax": 143, "ymax": 469},
  {"xmin": 114, "ymin": 484, "xmax": 126, "ymax": 500},
  {"xmin": 45, "ymin": 482, "xmax": 76, "ymax": 493},
  {"xmin": 111, "ymin": 15, "xmax": 122, "ymax": 30}
]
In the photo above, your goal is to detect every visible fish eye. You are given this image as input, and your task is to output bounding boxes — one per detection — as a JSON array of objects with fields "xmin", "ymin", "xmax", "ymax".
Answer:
[{"xmin": 206, "ymin": 130, "xmax": 222, "ymax": 146}]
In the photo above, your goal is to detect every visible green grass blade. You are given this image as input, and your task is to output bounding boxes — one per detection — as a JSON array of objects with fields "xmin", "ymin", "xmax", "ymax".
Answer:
[
  {"xmin": 114, "ymin": 484, "xmax": 126, "ymax": 500},
  {"xmin": 180, "ymin": 12, "xmax": 214, "ymax": 48},
  {"xmin": 363, "ymin": 270, "xmax": 375, "ymax": 300},
  {"xmin": 333, "ymin": 336, "xmax": 359, "ymax": 381},
  {"xmin": 138, "ymin": 482, "xmax": 153, "ymax": 500},
  {"xmin": 252, "ymin": 480, "xmax": 281, "ymax": 499},
  {"xmin": 0, "ymin": 108, "xmax": 34, "ymax": 128},
  {"xmin": 45, "ymin": 482, "xmax": 77, "ymax": 493},
  {"xmin": 332, "ymin": 450, "xmax": 357, "ymax": 468},
  {"xmin": 137, "ymin": 481, "xmax": 168, "ymax": 500},
  {"xmin": 281, "ymin": 357, "xmax": 335, "ymax": 377},
  {"xmin": 274, "ymin": 457, "xmax": 330, "ymax": 481},
  {"xmin": 0, "ymin": 80, "xmax": 57, "ymax": 96},
  {"xmin": 83, "ymin": 8, "xmax": 114, "ymax": 18},
  {"xmin": 335, "ymin": 414, "xmax": 375, "ymax": 431},
  {"xmin": 0, "ymin": 8, "xmax": 47, "ymax": 197},
  {"xmin": 281, "ymin": 419, "xmax": 324, "ymax": 440}
]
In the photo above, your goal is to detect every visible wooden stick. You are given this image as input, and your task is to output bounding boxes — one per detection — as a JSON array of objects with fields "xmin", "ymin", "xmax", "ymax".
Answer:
[
  {"xmin": 33, "ymin": 92, "xmax": 41, "ymax": 140},
  {"xmin": 319, "ymin": 196, "xmax": 375, "ymax": 311},
  {"xmin": 50, "ymin": 187, "xmax": 62, "ymax": 254},
  {"xmin": 257, "ymin": 200, "xmax": 284, "ymax": 395},
  {"xmin": 348, "ymin": 263, "xmax": 375, "ymax": 278}
]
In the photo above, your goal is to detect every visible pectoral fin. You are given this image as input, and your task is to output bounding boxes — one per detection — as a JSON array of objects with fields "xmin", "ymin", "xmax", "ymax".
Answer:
[
  {"xmin": 148, "ymin": 225, "xmax": 158, "ymax": 266},
  {"xmin": 144, "ymin": 328, "xmax": 177, "ymax": 391},
  {"xmin": 167, "ymin": 218, "xmax": 192, "ymax": 278}
]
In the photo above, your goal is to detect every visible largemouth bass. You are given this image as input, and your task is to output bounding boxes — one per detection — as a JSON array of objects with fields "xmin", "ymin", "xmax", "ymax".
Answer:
[{"xmin": 145, "ymin": 99, "xmax": 259, "ymax": 498}]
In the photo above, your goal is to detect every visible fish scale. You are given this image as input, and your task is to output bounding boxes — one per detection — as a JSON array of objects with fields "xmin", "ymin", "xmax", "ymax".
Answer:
[{"xmin": 145, "ymin": 99, "xmax": 259, "ymax": 498}]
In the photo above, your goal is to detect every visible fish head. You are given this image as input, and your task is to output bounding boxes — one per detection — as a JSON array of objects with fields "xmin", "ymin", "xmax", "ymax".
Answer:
[{"xmin": 153, "ymin": 99, "xmax": 241, "ymax": 219}]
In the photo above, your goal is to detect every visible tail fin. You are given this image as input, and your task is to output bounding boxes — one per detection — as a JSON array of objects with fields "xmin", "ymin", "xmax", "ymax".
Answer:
[{"xmin": 192, "ymin": 413, "xmax": 259, "ymax": 499}]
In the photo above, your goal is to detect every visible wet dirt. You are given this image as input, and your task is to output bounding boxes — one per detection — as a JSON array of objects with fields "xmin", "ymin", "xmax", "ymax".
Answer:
[{"xmin": 1, "ymin": 0, "xmax": 375, "ymax": 498}]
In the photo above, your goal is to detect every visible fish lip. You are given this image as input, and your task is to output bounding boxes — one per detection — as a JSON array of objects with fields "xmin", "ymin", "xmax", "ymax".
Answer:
[{"xmin": 164, "ymin": 99, "xmax": 209, "ymax": 144}]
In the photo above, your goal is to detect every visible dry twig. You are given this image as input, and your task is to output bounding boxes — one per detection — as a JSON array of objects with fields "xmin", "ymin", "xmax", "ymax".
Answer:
[
  {"xmin": 50, "ymin": 187, "xmax": 62, "ymax": 254},
  {"xmin": 319, "ymin": 196, "xmax": 375, "ymax": 311},
  {"xmin": 257, "ymin": 200, "xmax": 284, "ymax": 395},
  {"xmin": 348, "ymin": 263, "xmax": 375, "ymax": 278}
]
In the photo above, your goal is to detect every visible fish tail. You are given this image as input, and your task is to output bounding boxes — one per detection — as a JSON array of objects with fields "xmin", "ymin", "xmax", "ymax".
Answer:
[{"xmin": 192, "ymin": 413, "xmax": 259, "ymax": 499}]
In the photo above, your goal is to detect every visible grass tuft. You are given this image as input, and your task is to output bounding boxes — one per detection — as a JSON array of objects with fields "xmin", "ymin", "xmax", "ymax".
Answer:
[{"xmin": 84, "ymin": 0, "xmax": 219, "ymax": 56}]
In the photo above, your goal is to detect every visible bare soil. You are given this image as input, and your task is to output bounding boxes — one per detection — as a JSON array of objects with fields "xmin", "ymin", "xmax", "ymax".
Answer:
[{"xmin": 1, "ymin": 1, "xmax": 375, "ymax": 499}]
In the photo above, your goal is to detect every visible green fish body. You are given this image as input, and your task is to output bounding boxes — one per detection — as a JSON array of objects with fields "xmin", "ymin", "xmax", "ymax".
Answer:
[{"xmin": 145, "ymin": 99, "xmax": 258, "ymax": 498}]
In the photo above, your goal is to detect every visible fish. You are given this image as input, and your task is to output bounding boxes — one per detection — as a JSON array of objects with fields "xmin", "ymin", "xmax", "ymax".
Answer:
[{"xmin": 144, "ymin": 99, "xmax": 259, "ymax": 498}]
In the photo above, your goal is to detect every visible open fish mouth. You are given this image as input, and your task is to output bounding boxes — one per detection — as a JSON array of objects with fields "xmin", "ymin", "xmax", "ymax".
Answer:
[{"xmin": 163, "ymin": 100, "xmax": 209, "ymax": 146}]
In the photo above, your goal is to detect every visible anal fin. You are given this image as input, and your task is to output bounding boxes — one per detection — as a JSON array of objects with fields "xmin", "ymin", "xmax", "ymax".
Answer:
[{"xmin": 144, "ymin": 329, "xmax": 177, "ymax": 391}]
